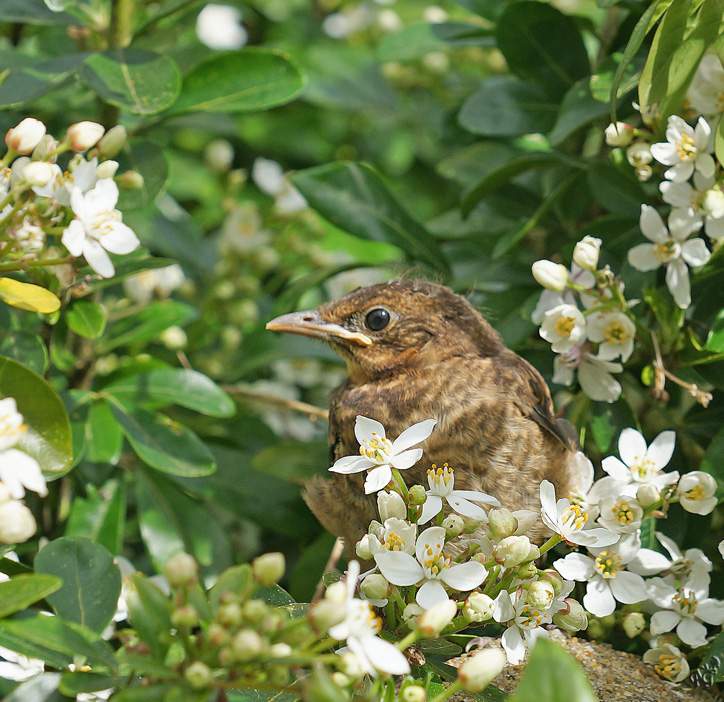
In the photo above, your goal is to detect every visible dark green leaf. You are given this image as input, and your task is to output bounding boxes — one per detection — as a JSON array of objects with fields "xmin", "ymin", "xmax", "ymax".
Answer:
[
  {"xmin": 251, "ymin": 440, "xmax": 328, "ymax": 483},
  {"xmin": 417, "ymin": 638, "xmax": 462, "ymax": 655},
  {"xmin": 115, "ymin": 141, "xmax": 170, "ymax": 211},
  {"xmin": 109, "ymin": 401, "xmax": 216, "ymax": 477},
  {"xmin": 105, "ymin": 368, "xmax": 235, "ymax": 418},
  {"xmin": 0, "ymin": 330, "xmax": 48, "ymax": 374},
  {"xmin": 549, "ymin": 78, "xmax": 612, "ymax": 146},
  {"xmin": 110, "ymin": 685, "xmax": 174, "ymax": 702},
  {"xmin": 587, "ymin": 162, "xmax": 647, "ymax": 216},
  {"xmin": 66, "ymin": 300, "xmax": 106, "ymax": 339},
  {"xmin": 0, "ymin": 574, "xmax": 62, "ymax": 618},
  {"xmin": 376, "ymin": 22, "xmax": 493, "ymax": 62},
  {"xmin": 64, "ymin": 480, "xmax": 126, "ymax": 555},
  {"xmin": 699, "ymin": 425, "xmax": 724, "ymax": 495},
  {"xmin": 127, "ymin": 574, "xmax": 172, "ymax": 660},
  {"xmin": 0, "ymin": 0, "xmax": 73, "ymax": 23},
  {"xmin": 59, "ymin": 672, "xmax": 123, "ymax": 695},
  {"xmin": 34, "ymin": 537, "xmax": 121, "ymax": 633},
  {"xmin": 256, "ymin": 584, "xmax": 295, "ymax": 607},
  {"xmin": 85, "ymin": 400, "xmax": 123, "ymax": 465},
  {"xmin": 170, "ymin": 48, "xmax": 305, "ymax": 115},
  {"xmin": 209, "ymin": 564, "xmax": 253, "ymax": 610},
  {"xmin": 292, "ymin": 161, "xmax": 449, "ymax": 276},
  {"xmin": 0, "ymin": 357, "xmax": 72, "ymax": 478},
  {"xmin": 0, "ymin": 54, "xmax": 86, "ymax": 109},
  {"xmin": 78, "ymin": 50, "xmax": 181, "ymax": 115},
  {"xmin": 706, "ymin": 308, "xmax": 724, "ymax": 352}
]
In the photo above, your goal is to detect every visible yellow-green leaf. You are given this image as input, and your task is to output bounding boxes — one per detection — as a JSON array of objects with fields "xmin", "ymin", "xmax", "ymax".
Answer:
[{"xmin": 0, "ymin": 278, "xmax": 60, "ymax": 314}]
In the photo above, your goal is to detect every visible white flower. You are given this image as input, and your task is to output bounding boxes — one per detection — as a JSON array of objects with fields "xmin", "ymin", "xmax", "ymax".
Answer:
[
  {"xmin": 374, "ymin": 526, "xmax": 486, "ymax": 609},
  {"xmin": 330, "ymin": 416, "xmax": 437, "ymax": 494},
  {"xmin": 5, "ymin": 118, "xmax": 46, "ymax": 154},
  {"xmin": 540, "ymin": 303, "xmax": 586, "ymax": 353},
  {"xmin": 539, "ymin": 480, "xmax": 618, "ymax": 547},
  {"xmin": 572, "ymin": 235, "xmax": 602, "ymax": 270},
  {"xmin": 252, "ymin": 158, "xmax": 306, "ymax": 213},
  {"xmin": 688, "ymin": 53, "xmax": 724, "ymax": 117},
  {"xmin": 553, "ymin": 345, "xmax": 622, "ymax": 403},
  {"xmin": 0, "ymin": 398, "xmax": 47, "ymax": 499},
  {"xmin": 457, "ymin": 647, "xmax": 507, "ymax": 691},
  {"xmin": 357, "ymin": 517, "xmax": 417, "ymax": 559},
  {"xmin": 643, "ymin": 642, "xmax": 689, "ymax": 682},
  {"xmin": 650, "ymin": 115, "xmax": 715, "ymax": 182},
  {"xmin": 586, "ymin": 311, "xmax": 636, "ymax": 362},
  {"xmin": 328, "ymin": 561, "xmax": 410, "ymax": 677},
  {"xmin": 677, "ymin": 471, "xmax": 718, "ymax": 515},
  {"xmin": 220, "ymin": 202, "xmax": 270, "ymax": 254},
  {"xmin": 628, "ymin": 205, "xmax": 711, "ymax": 309},
  {"xmin": 531, "ymin": 260, "xmax": 569, "ymax": 291},
  {"xmin": 377, "ymin": 491, "xmax": 407, "ymax": 521},
  {"xmin": 628, "ymin": 532, "xmax": 712, "ymax": 585},
  {"xmin": 596, "ymin": 494, "xmax": 643, "ymax": 534},
  {"xmin": 605, "ymin": 122, "xmax": 634, "ymax": 147},
  {"xmin": 627, "ymin": 142, "xmax": 653, "ymax": 180},
  {"xmin": 531, "ymin": 264, "xmax": 595, "ymax": 325},
  {"xmin": 0, "ymin": 644, "xmax": 44, "ymax": 681},
  {"xmin": 601, "ymin": 428, "xmax": 678, "ymax": 497},
  {"xmin": 196, "ymin": 4, "xmax": 248, "ymax": 50},
  {"xmin": 8, "ymin": 216, "xmax": 45, "ymax": 253},
  {"xmin": 123, "ymin": 265, "xmax": 185, "ymax": 304},
  {"xmin": 22, "ymin": 161, "xmax": 54, "ymax": 188},
  {"xmin": 418, "ymin": 463, "xmax": 499, "ymax": 523},
  {"xmin": 660, "ymin": 172, "xmax": 724, "ymax": 242},
  {"xmin": 61, "ymin": 179, "xmax": 140, "ymax": 278},
  {"xmin": 553, "ymin": 534, "xmax": 647, "ymax": 617},
  {"xmin": 648, "ymin": 576, "xmax": 724, "ymax": 647},
  {"xmin": 568, "ymin": 451, "xmax": 598, "ymax": 515},
  {"xmin": 67, "ymin": 121, "xmax": 105, "ymax": 152},
  {"xmin": 0, "ymin": 499, "xmax": 36, "ymax": 544}
]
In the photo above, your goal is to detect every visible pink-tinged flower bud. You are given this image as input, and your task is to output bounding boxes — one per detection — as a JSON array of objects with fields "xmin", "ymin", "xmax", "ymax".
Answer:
[
  {"xmin": 527, "ymin": 580, "xmax": 555, "ymax": 610},
  {"xmin": 442, "ymin": 513, "xmax": 464, "ymax": 537},
  {"xmin": 493, "ymin": 535, "xmax": 531, "ymax": 568},
  {"xmin": 457, "ymin": 648, "xmax": 507, "ymax": 692},
  {"xmin": 6, "ymin": 118, "xmax": 46, "ymax": 154},
  {"xmin": 119, "ymin": 170, "xmax": 144, "ymax": 190},
  {"xmin": 309, "ymin": 600, "xmax": 346, "ymax": 632},
  {"xmin": 32, "ymin": 134, "xmax": 59, "ymax": 162},
  {"xmin": 532, "ymin": 260, "xmax": 568, "ymax": 292},
  {"xmin": 0, "ymin": 500, "xmax": 36, "ymax": 543},
  {"xmin": 572, "ymin": 235, "xmax": 602, "ymax": 271},
  {"xmin": 22, "ymin": 161, "xmax": 54, "ymax": 187},
  {"xmin": 67, "ymin": 121, "xmax": 105, "ymax": 151},
  {"xmin": 230, "ymin": 628, "xmax": 265, "ymax": 661},
  {"xmin": 636, "ymin": 483, "xmax": 660, "ymax": 508},
  {"xmin": 185, "ymin": 661, "xmax": 212, "ymax": 690},
  {"xmin": 360, "ymin": 573, "xmax": 389, "ymax": 601},
  {"xmin": 378, "ymin": 490, "xmax": 406, "ymax": 521},
  {"xmin": 163, "ymin": 551, "xmax": 198, "ymax": 587},
  {"xmin": 400, "ymin": 685, "xmax": 427, "ymax": 702},
  {"xmin": 252, "ymin": 552, "xmax": 285, "ymax": 585},
  {"xmin": 605, "ymin": 122, "xmax": 634, "ymax": 147},
  {"xmin": 96, "ymin": 160, "xmax": 119, "ymax": 180},
  {"xmin": 552, "ymin": 598, "xmax": 587, "ymax": 632},
  {"xmin": 97, "ymin": 125, "xmax": 127, "ymax": 158},
  {"xmin": 622, "ymin": 612, "xmax": 646, "ymax": 639},
  {"xmin": 417, "ymin": 598, "xmax": 457, "ymax": 636},
  {"xmin": 463, "ymin": 592, "xmax": 495, "ymax": 623},
  {"xmin": 488, "ymin": 508, "xmax": 518, "ymax": 539}
]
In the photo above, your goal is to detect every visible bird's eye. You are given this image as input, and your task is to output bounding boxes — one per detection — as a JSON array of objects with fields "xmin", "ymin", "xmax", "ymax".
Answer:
[{"xmin": 365, "ymin": 307, "xmax": 391, "ymax": 332}]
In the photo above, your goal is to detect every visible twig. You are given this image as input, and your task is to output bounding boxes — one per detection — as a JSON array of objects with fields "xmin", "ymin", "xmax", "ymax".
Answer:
[
  {"xmin": 222, "ymin": 384, "xmax": 329, "ymax": 420},
  {"xmin": 312, "ymin": 537, "xmax": 345, "ymax": 603},
  {"xmin": 650, "ymin": 330, "xmax": 712, "ymax": 407}
]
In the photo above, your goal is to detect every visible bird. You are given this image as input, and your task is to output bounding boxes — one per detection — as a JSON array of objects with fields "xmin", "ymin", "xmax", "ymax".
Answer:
[{"xmin": 266, "ymin": 279, "xmax": 580, "ymax": 551}]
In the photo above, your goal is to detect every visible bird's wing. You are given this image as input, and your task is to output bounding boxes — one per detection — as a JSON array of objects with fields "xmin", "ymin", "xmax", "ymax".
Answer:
[{"xmin": 502, "ymin": 352, "xmax": 581, "ymax": 452}]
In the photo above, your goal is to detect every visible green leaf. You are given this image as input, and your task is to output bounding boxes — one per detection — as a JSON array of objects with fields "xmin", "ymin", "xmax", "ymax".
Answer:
[
  {"xmin": 257, "ymin": 584, "xmax": 295, "ymax": 607},
  {"xmin": 0, "ymin": 357, "xmax": 72, "ymax": 478},
  {"xmin": 0, "ymin": 574, "xmax": 62, "ymax": 618},
  {"xmin": 0, "ymin": 0, "xmax": 73, "ymax": 23},
  {"xmin": 111, "ymin": 685, "xmax": 174, "ymax": 702},
  {"xmin": 549, "ymin": 78, "xmax": 613, "ymax": 146},
  {"xmin": 0, "ymin": 330, "xmax": 48, "ymax": 375},
  {"xmin": 510, "ymin": 638, "xmax": 596, "ymax": 702},
  {"xmin": 5, "ymin": 673, "xmax": 62, "ymax": 702},
  {"xmin": 376, "ymin": 22, "xmax": 493, "ymax": 62},
  {"xmin": 85, "ymin": 400, "xmax": 123, "ymax": 465},
  {"xmin": 292, "ymin": 161, "xmax": 450, "ymax": 277},
  {"xmin": 116, "ymin": 141, "xmax": 170, "ymax": 211},
  {"xmin": 59, "ymin": 672, "xmax": 124, "ymax": 696},
  {"xmin": 706, "ymin": 307, "xmax": 724, "ymax": 352},
  {"xmin": 458, "ymin": 77, "xmax": 558, "ymax": 138},
  {"xmin": 251, "ymin": 440, "xmax": 328, "ymax": 483},
  {"xmin": 78, "ymin": 50, "xmax": 181, "ymax": 115},
  {"xmin": 34, "ymin": 537, "xmax": 121, "ymax": 634},
  {"xmin": 495, "ymin": 1, "xmax": 590, "ymax": 99},
  {"xmin": 66, "ymin": 300, "xmax": 107, "ymax": 339},
  {"xmin": 110, "ymin": 401, "xmax": 216, "ymax": 477},
  {"xmin": 64, "ymin": 480, "xmax": 126, "ymax": 555},
  {"xmin": 587, "ymin": 162, "xmax": 647, "ymax": 216},
  {"xmin": 716, "ymin": 101, "xmax": 724, "ymax": 167},
  {"xmin": 0, "ymin": 54, "xmax": 85, "ymax": 109},
  {"xmin": 170, "ymin": 48, "xmax": 305, "ymax": 115},
  {"xmin": 127, "ymin": 574, "xmax": 172, "ymax": 659},
  {"xmin": 699, "ymin": 425, "xmax": 724, "ymax": 494},
  {"xmin": 209, "ymin": 564, "xmax": 253, "ymax": 610},
  {"xmin": 417, "ymin": 638, "xmax": 462, "ymax": 655},
  {"xmin": 105, "ymin": 368, "xmax": 235, "ymax": 418}
]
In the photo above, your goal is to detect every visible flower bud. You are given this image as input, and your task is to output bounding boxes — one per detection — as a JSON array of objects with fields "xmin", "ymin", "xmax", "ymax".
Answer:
[
  {"xmin": 463, "ymin": 517, "xmax": 483, "ymax": 535},
  {"xmin": 324, "ymin": 581, "xmax": 347, "ymax": 603},
  {"xmin": 360, "ymin": 573, "xmax": 389, "ymax": 601},
  {"xmin": 242, "ymin": 598, "xmax": 268, "ymax": 624},
  {"xmin": 408, "ymin": 484, "xmax": 427, "ymax": 506},
  {"xmin": 636, "ymin": 483, "xmax": 660, "ymax": 508},
  {"xmin": 488, "ymin": 508, "xmax": 518, "ymax": 539},
  {"xmin": 0, "ymin": 500, "xmax": 36, "ymax": 543},
  {"xmin": 10, "ymin": 156, "xmax": 29, "ymax": 187},
  {"xmin": 526, "ymin": 543, "xmax": 541, "ymax": 561},
  {"xmin": 22, "ymin": 161, "xmax": 54, "ymax": 187},
  {"xmin": 96, "ymin": 159, "xmax": 119, "ymax": 180},
  {"xmin": 230, "ymin": 628, "xmax": 265, "ymax": 661},
  {"xmin": 171, "ymin": 604, "xmax": 199, "ymax": 628},
  {"xmin": 252, "ymin": 552, "xmax": 285, "ymax": 585},
  {"xmin": 97, "ymin": 125, "xmax": 127, "ymax": 158},
  {"xmin": 269, "ymin": 642, "xmax": 292, "ymax": 658},
  {"xmin": 6, "ymin": 118, "xmax": 46, "ymax": 154},
  {"xmin": 515, "ymin": 562, "xmax": 538, "ymax": 581},
  {"xmin": 337, "ymin": 651, "xmax": 366, "ymax": 679},
  {"xmin": 703, "ymin": 188, "xmax": 724, "ymax": 219},
  {"xmin": 303, "ymin": 667, "xmax": 350, "ymax": 702},
  {"xmin": 552, "ymin": 598, "xmax": 588, "ymax": 633},
  {"xmin": 400, "ymin": 685, "xmax": 427, "ymax": 702},
  {"xmin": 463, "ymin": 592, "xmax": 495, "ymax": 623},
  {"xmin": 532, "ymin": 260, "xmax": 568, "ymax": 292},
  {"xmin": 160, "ymin": 326, "xmax": 187, "ymax": 350},
  {"xmin": 604, "ymin": 122, "xmax": 634, "ymax": 147},
  {"xmin": 216, "ymin": 601, "xmax": 243, "ymax": 628},
  {"xmin": 572, "ymin": 236, "xmax": 602, "ymax": 271},
  {"xmin": 442, "ymin": 513, "xmax": 464, "ymax": 537},
  {"xmin": 163, "ymin": 552, "xmax": 198, "ymax": 587},
  {"xmin": 527, "ymin": 581, "xmax": 555, "ymax": 610},
  {"xmin": 119, "ymin": 170, "xmax": 145, "ymax": 190},
  {"xmin": 355, "ymin": 535, "xmax": 374, "ymax": 560},
  {"xmin": 331, "ymin": 672, "xmax": 349, "ymax": 687},
  {"xmin": 622, "ymin": 612, "xmax": 646, "ymax": 639},
  {"xmin": 309, "ymin": 600, "xmax": 346, "ymax": 632},
  {"xmin": 417, "ymin": 598, "xmax": 457, "ymax": 637},
  {"xmin": 205, "ymin": 139, "xmax": 234, "ymax": 173},
  {"xmin": 67, "ymin": 121, "xmax": 105, "ymax": 151},
  {"xmin": 206, "ymin": 623, "xmax": 230, "ymax": 647},
  {"xmin": 457, "ymin": 648, "xmax": 506, "ymax": 692},
  {"xmin": 32, "ymin": 134, "xmax": 59, "ymax": 162},
  {"xmin": 185, "ymin": 661, "xmax": 212, "ymax": 690},
  {"xmin": 626, "ymin": 142, "xmax": 652, "ymax": 168},
  {"xmin": 493, "ymin": 535, "xmax": 531, "ymax": 568},
  {"xmin": 378, "ymin": 490, "xmax": 406, "ymax": 521},
  {"xmin": 539, "ymin": 569, "xmax": 563, "ymax": 597},
  {"xmin": 402, "ymin": 603, "xmax": 424, "ymax": 624},
  {"xmin": 511, "ymin": 510, "xmax": 538, "ymax": 535}
]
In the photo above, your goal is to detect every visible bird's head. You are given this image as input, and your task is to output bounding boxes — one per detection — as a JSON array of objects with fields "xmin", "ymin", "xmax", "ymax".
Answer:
[{"xmin": 266, "ymin": 280, "xmax": 504, "ymax": 382}]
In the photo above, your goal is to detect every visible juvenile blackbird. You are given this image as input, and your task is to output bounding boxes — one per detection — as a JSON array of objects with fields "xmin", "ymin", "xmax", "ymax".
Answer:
[{"xmin": 266, "ymin": 280, "xmax": 580, "ymax": 550}]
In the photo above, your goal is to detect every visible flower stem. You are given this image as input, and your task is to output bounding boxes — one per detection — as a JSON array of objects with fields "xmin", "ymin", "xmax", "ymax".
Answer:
[
  {"xmin": 429, "ymin": 678, "xmax": 464, "ymax": 702},
  {"xmin": 537, "ymin": 533, "xmax": 561, "ymax": 556},
  {"xmin": 0, "ymin": 256, "xmax": 72, "ymax": 272},
  {"xmin": 391, "ymin": 468, "xmax": 409, "ymax": 503}
]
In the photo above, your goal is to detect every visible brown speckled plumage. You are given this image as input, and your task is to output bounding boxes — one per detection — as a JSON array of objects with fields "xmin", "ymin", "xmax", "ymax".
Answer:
[{"xmin": 267, "ymin": 280, "xmax": 580, "ymax": 550}]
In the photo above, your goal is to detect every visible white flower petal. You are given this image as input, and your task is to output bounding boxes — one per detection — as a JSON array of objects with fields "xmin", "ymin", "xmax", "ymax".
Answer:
[
  {"xmin": 101, "ymin": 222, "xmax": 139, "ymax": 255},
  {"xmin": 445, "ymin": 494, "xmax": 487, "ymax": 520},
  {"xmin": 501, "ymin": 626, "xmax": 526, "ymax": 664},
  {"xmin": 665, "ymin": 258, "xmax": 691, "ymax": 309},
  {"xmin": 628, "ymin": 243, "xmax": 661, "ymax": 271},
  {"xmin": 609, "ymin": 570, "xmax": 647, "ymax": 604},
  {"xmin": 650, "ymin": 143, "xmax": 679, "ymax": 167},
  {"xmin": 83, "ymin": 238, "xmax": 115, "ymax": 277},
  {"xmin": 696, "ymin": 153, "xmax": 716, "ymax": 179},
  {"xmin": 416, "ymin": 579, "xmax": 449, "ymax": 609},
  {"xmin": 618, "ymin": 429, "xmax": 647, "ymax": 468},
  {"xmin": 418, "ymin": 495, "xmax": 443, "ymax": 524},
  {"xmin": 3, "ymin": 449, "xmax": 47, "ymax": 497},
  {"xmin": 330, "ymin": 455, "xmax": 373, "ymax": 474},
  {"xmin": 354, "ymin": 416, "xmax": 386, "ymax": 445},
  {"xmin": 646, "ymin": 431, "xmax": 676, "ymax": 471},
  {"xmin": 440, "ymin": 561, "xmax": 486, "ymax": 591},
  {"xmin": 578, "ymin": 359, "xmax": 621, "ymax": 403},
  {"xmin": 451, "ymin": 489, "xmax": 500, "ymax": 506},
  {"xmin": 627, "ymin": 548, "xmax": 671, "ymax": 576},
  {"xmin": 650, "ymin": 609, "xmax": 680, "ymax": 636},
  {"xmin": 61, "ymin": 219, "xmax": 86, "ymax": 256},
  {"xmin": 374, "ymin": 551, "xmax": 423, "ymax": 586},
  {"xmin": 639, "ymin": 205, "xmax": 669, "ymax": 242},
  {"xmin": 677, "ymin": 617, "xmax": 709, "ymax": 648},
  {"xmin": 416, "ymin": 526, "xmax": 446, "ymax": 564},
  {"xmin": 360, "ymin": 634, "xmax": 410, "ymax": 675},
  {"xmin": 391, "ymin": 448, "xmax": 423, "ymax": 471},
  {"xmin": 553, "ymin": 552, "xmax": 595, "ymax": 581},
  {"xmin": 391, "ymin": 418, "xmax": 436, "ymax": 453},
  {"xmin": 584, "ymin": 577, "xmax": 616, "ymax": 617},
  {"xmin": 601, "ymin": 456, "xmax": 630, "ymax": 482},
  {"xmin": 364, "ymin": 466, "xmax": 392, "ymax": 494},
  {"xmin": 667, "ymin": 160, "xmax": 695, "ymax": 183},
  {"xmin": 681, "ymin": 237, "xmax": 711, "ymax": 267}
]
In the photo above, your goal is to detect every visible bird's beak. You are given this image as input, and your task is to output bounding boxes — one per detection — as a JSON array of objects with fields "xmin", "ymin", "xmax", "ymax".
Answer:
[{"xmin": 266, "ymin": 309, "xmax": 373, "ymax": 346}]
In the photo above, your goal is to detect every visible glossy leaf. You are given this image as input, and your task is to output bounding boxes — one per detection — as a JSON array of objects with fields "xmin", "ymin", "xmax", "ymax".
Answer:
[
  {"xmin": 0, "ymin": 357, "xmax": 72, "ymax": 477},
  {"xmin": 127, "ymin": 574, "xmax": 172, "ymax": 660},
  {"xmin": 34, "ymin": 537, "xmax": 121, "ymax": 633},
  {"xmin": 0, "ymin": 330, "xmax": 48, "ymax": 375},
  {"xmin": 105, "ymin": 368, "xmax": 235, "ymax": 418},
  {"xmin": 85, "ymin": 400, "xmax": 123, "ymax": 465},
  {"xmin": 586, "ymin": 162, "xmax": 647, "ymax": 216},
  {"xmin": 549, "ymin": 78, "xmax": 614, "ymax": 145},
  {"xmin": 0, "ymin": 277, "xmax": 60, "ymax": 313},
  {"xmin": 64, "ymin": 480, "xmax": 126, "ymax": 555},
  {"xmin": 116, "ymin": 141, "xmax": 169, "ymax": 211},
  {"xmin": 66, "ymin": 299, "xmax": 107, "ymax": 339},
  {"xmin": 209, "ymin": 564, "xmax": 253, "ymax": 610},
  {"xmin": 707, "ymin": 309, "xmax": 724, "ymax": 352},
  {"xmin": 78, "ymin": 50, "xmax": 181, "ymax": 115},
  {"xmin": 292, "ymin": 161, "xmax": 450, "ymax": 276},
  {"xmin": 170, "ymin": 48, "xmax": 305, "ymax": 115},
  {"xmin": 0, "ymin": 574, "xmax": 62, "ymax": 619},
  {"xmin": 251, "ymin": 440, "xmax": 328, "ymax": 483},
  {"xmin": 59, "ymin": 672, "xmax": 124, "ymax": 696},
  {"xmin": 110, "ymin": 401, "xmax": 216, "ymax": 477},
  {"xmin": 376, "ymin": 22, "xmax": 493, "ymax": 62},
  {"xmin": 0, "ymin": 54, "xmax": 85, "ymax": 108}
]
